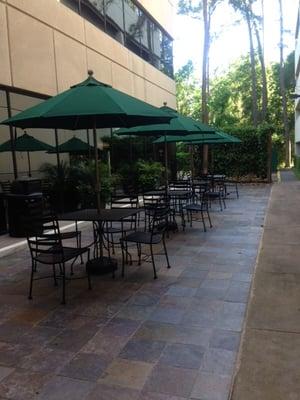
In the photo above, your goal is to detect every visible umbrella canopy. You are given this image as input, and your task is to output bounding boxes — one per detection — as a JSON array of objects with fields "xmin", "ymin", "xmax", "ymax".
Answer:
[
  {"xmin": 0, "ymin": 133, "xmax": 54, "ymax": 152},
  {"xmin": 48, "ymin": 136, "xmax": 94, "ymax": 154},
  {"xmin": 153, "ymin": 131, "xmax": 241, "ymax": 144},
  {"xmin": 116, "ymin": 105, "xmax": 215, "ymax": 137},
  {"xmin": 1, "ymin": 71, "xmax": 175, "ymax": 210},
  {"xmin": 0, "ymin": 133, "xmax": 54, "ymax": 177},
  {"xmin": 1, "ymin": 74, "xmax": 173, "ymax": 130}
]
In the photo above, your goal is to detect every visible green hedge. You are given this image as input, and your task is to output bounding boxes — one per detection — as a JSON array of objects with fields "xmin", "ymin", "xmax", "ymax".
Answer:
[{"xmin": 210, "ymin": 126, "xmax": 270, "ymax": 179}]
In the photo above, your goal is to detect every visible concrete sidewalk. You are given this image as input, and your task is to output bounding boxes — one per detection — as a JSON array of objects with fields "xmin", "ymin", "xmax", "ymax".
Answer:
[{"xmin": 230, "ymin": 170, "xmax": 300, "ymax": 400}]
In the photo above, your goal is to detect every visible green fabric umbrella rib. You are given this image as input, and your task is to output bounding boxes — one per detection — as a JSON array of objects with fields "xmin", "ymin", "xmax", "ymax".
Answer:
[
  {"xmin": 153, "ymin": 131, "xmax": 241, "ymax": 144},
  {"xmin": 116, "ymin": 105, "xmax": 215, "ymax": 137}
]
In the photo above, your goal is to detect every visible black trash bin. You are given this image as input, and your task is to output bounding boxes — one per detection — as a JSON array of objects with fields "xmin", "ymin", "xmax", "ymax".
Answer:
[
  {"xmin": 6, "ymin": 179, "xmax": 43, "ymax": 237},
  {"xmin": 6, "ymin": 193, "xmax": 43, "ymax": 237}
]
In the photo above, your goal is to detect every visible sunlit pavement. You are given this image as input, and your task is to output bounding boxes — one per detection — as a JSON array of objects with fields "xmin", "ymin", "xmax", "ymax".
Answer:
[
  {"xmin": 0, "ymin": 184, "xmax": 270, "ymax": 400},
  {"xmin": 231, "ymin": 171, "xmax": 300, "ymax": 400}
]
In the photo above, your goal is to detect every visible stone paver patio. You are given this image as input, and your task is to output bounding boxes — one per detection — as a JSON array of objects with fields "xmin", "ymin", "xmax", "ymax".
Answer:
[{"xmin": 0, "ymin": 184, "xmax": 270, "ymax": 400}]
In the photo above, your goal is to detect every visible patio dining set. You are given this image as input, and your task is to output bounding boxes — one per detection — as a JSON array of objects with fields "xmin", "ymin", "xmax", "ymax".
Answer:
[
  {"xmin": 25, "ymin": 173, "xmax": 239, "ymax": 305},
  {"xmin": 0, "ymin": 71, "xmax": 241, "ymax": 306}
]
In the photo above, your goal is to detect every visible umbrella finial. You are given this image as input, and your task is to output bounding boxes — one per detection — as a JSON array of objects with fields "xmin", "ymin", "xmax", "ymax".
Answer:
[{"xmin": 88, "ymin": 70, "xmax": 94, "ymax": 77}]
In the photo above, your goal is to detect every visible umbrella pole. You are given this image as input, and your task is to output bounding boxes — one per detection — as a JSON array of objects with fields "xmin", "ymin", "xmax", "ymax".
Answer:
[
  {"xmin": 54, "ymin": 129, "xmax": 60, "ymax": 167},
  {"xmin": 87, "ymin": 129, "xmax": 91, "ymax": 159},
  {"xmin": 6, "ymin": 89, "xmax": 18, "ymax": 179},
  {"xmin": 27, "ymin": 151, "xmax": 32, "ymax": 177},
  {"xmin": 164, "ymin": 134, "xmax": 168, "ymax": 187},
  {"xmin": 93, "ymin": 123, "xmax": 101, "ymax": 212},
  {"xmin": 190, "ymin": 145, "xmax": 195, "ymax": 180}
]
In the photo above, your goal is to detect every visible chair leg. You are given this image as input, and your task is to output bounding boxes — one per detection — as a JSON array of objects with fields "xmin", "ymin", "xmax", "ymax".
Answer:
[
  {"xmin": 28, "ymin": 261, "xmax": 34, "ymax": 300},
  {"xmin": 162, "ymin": 237, "xmax": 171, "ymax": 269},
  {"xmin": 137, "ymin": 243, "xmax": 142, "ymax": 265},
  {"xmin": 223, "ymin": 196, "xmax": 226, "ymax": 209},
  {"xmin": 219, "ymin": 194, "xmax": 223, "ymax": 211},
  {"xmin": 111, "ymin": 233, "xmax": 115, "ymax": 255},
  {"xmin": 150, "ymin": 243, "xmax": 157, "ymax": 279},
  {"xmin": 77, "ymin": 230, "xmax": 83, "ymax": 264},
  {"xmin": 87, "ymin": 249, "xmax": 92, "ymax": 289},
  {"xmin": 61, "ymin": 263, "xmax": 66, "ymax": 305},
  {"xmin": 207, "ymin": 209, "xmax": 213, "ymax": 228},
  {"xmin": 121, "ymin": 240, "xmax": 125, "ymax": 277},
  {"xmin": 201, "ymin": 210, "xmax": 207, "ymax": 232},
  {"xmin": 53, "ymin": 265, "xmax": 58, "ymax": 286}
]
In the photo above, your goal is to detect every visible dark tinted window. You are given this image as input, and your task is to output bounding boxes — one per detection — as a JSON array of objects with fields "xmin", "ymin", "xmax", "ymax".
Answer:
[
  {"xmin": 60, "ymin": 0, "xmax": 173, "ymax": 78},
  {"xmin": 80, "ymin": 0, "xmax": 105, "ymax": 31}
]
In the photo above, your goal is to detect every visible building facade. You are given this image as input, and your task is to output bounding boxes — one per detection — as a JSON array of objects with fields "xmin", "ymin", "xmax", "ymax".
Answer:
[
  {"xmin": 0, "ymin": 0, "xmax": 176, "ymax": 179},
  {"xmin": 295, "ymin": 2, "xmax": 300, "ymax": 156}
]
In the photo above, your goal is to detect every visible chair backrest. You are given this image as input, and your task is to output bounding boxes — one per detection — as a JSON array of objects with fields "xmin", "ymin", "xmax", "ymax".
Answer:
[
  {"xmin": 111, "ymin": 195, "xmax": 139, "ymax": 209},
  {"xmin": 27, "ymin": 215, "xmax": 63, "ymax": 260},
  {"xmin": 150, "ymin": 206, "xmax": 169, "ymax": 238},
  {"xmin": 168, "ymin": 180, "xmax": 192, "ymax": 192},
  {"xmin": 143, "ymin": 190, "xmax": 166, "ymax": 207},
  {"xmin": 0, "ymin": 181, "xmax": 12, "ymax": 194}
]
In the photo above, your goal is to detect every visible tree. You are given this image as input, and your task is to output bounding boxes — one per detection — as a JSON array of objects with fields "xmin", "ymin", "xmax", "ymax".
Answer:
[
  {"xmin": 178, "ymin": 0, "xmax": 223, "ymax": 172},
  {"xmin": 253, "ymin": 0, "xmax": 268, "ymax": 121},
  {"xmin": 278, "ymin": 0, "xmax": 291, "ymax": 167},
  {"xmin": 175, "ymin": 61, "xmax": 201, "ymax": 119},
  {"xmin": 229, "ymin": 0, "xmax": 259, "ymax": 126}
]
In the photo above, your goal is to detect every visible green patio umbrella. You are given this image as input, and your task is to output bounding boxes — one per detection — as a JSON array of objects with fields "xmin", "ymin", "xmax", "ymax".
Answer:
[
  {"xmin": 116, "ymin": 105, "xmax": 216, "ymax": 184},
  {"xmin": 48, "ymin": 136, "xmax": 95, "ymax": 155},
  {"xmin": 1, "ymin": 71, "xmax": 174, "ymax": 210},
  {"xmin": 0, "ymin": 132, "xmax": 54, "ymax": 177},
  {"xmin": 153, "ymin": 131, "xmax": 241, "ymax": 177}
]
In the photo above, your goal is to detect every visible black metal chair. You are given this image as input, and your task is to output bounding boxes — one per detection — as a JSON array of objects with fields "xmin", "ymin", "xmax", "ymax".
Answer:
[
  {"xmin": 120, "ymin": 206, "xmax": 171, "ymax": 279},
  {"xmin": 42, "ymin": 197, "xmax": 82, "ymax": 256},
  {"xmin": 27, "ymin": 216, "xmax": 91, "ymax": 304},
  {"xmin": 100, "ymin": 194, "xmax": 139, "ymax": 257},
  {"xmin": 204, "ymin": 177, "xmax": 227, "ymax": 211},
  {"xmin": 168, "ymin": 181, "xmax": 193, "ymax": 230},
  {"xmin": 185, "ymin": 190, "xmax": 212, "ymax": 231}
]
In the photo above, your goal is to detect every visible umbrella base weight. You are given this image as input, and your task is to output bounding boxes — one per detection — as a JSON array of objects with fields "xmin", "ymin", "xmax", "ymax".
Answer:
[{"xmin": 86, "ymin": 257, "xmax": 118, "ymax": 276}]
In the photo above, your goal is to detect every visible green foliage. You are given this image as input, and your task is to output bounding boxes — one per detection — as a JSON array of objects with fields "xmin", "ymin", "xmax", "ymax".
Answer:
[
  {"xmin": 39, "ymin": 161, "xmax": 80, "ymax": 212},
  {"xmin": 117, "ymin": 160, "xmax": 165, "ymax": 192},
  {"xmin": 209, "ymin": 55, "xmax": 262, "ymax": 127},
  {"xmin": 175, "ymin": 61, "xmax": 201, "ymax": 119},
  {"xmin": 176, "ymin": 143, "xmax": 191, "ymax": 174},
  {"xmin": 136, "ymin": 160, "xmax": 165, "ymax": 191},
  {"xmin": 268, "ymin": 52, "xmax": 295, "ymax": 132},
  {"xmin": 102, "ymin": 134, "xmax": 154, "ymax": 172},
  {"xmin": 211, "ymin": 125, "xmax": 271, "ymax": 179},
  {"xmin": 40, "ymin": 160, "xmax": 114, "ymax": 210}
]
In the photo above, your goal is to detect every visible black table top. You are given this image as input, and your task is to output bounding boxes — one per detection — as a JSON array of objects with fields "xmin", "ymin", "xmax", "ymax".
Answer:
[{"xmin": 58, "ymin": 208, "xmax": 141, "ymax": 222}]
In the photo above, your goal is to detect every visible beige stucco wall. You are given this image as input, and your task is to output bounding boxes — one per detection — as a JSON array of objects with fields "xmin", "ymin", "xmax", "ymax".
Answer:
[
  {"xmin": 0, "ymin": 0, "xmax": 176, "ymax": 178},
  {"xmin": 0, "ymin": 0, "xmax": 176, "ymax": 105}
]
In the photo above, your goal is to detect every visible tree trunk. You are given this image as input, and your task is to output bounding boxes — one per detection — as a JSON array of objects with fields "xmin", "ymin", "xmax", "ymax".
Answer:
[
  {"xmin": 278, "ymin": 0, "xmax": 291, "ymax": 167},
  {"xmin": 245, "ymin": 5, "xmax": 259, "ymax": 127},
  {"xmin": 202, "ymin": 0, "xmax": 210, "ymax": 174},
  {"xmin": 253, "ymin": 17, "xmax": 268, "ymax": 122}
]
